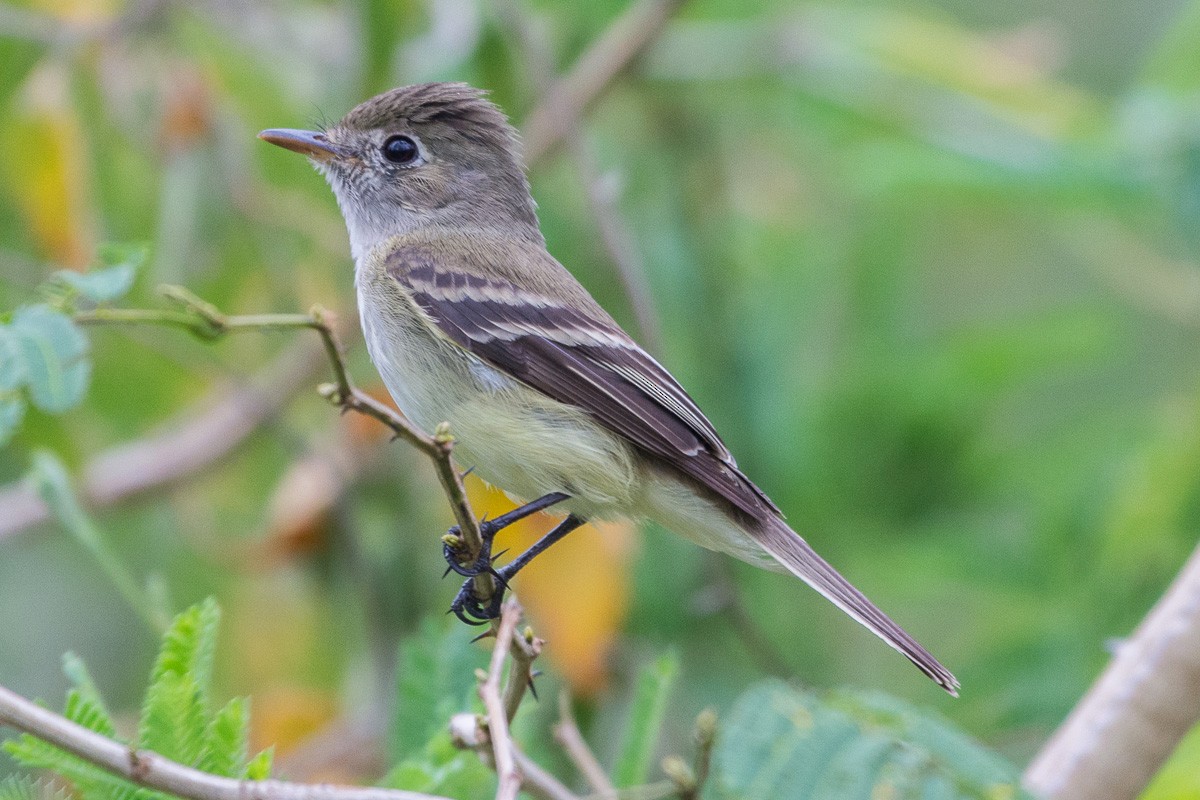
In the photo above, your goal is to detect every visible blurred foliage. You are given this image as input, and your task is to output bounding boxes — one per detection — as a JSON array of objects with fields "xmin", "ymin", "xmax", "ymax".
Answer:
[
  {"xmin": 712, "ymin": 681, "xmax": 1029, "ymax": 800},
  {"xmin": 1, "ymin": 0, "xmax": 1200, "ymax": 795}
]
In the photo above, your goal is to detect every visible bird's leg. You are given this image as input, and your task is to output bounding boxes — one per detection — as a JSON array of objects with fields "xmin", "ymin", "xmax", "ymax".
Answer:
[
  {"xmin": 442, "ymin": 491, "xmax": 570, "ymax": 578},
  {"xmin": 450, "ymin": 513, "xmax": 587, "ymax": 624}
]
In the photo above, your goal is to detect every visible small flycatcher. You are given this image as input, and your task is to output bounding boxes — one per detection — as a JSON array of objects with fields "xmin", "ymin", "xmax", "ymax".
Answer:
[{"xmin": 260, "ymin": 83, "xmax": 958, "ymax": 694}]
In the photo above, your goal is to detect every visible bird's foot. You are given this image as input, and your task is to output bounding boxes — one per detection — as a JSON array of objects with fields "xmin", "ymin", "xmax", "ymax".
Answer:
[
  {"xmin": 440, "ymin": 491, "xmax": 571, "ymax": 578},
  {"xmin": 446, "ymin": 512, "xmax": 587, "ymax": 626},
  {"xmin": 448, "ymin": 562, "xmax": 517, "ymax": 625},
  {"xmin": 441, "ymin": 518, "xmax": 507, "ymax": 579}
]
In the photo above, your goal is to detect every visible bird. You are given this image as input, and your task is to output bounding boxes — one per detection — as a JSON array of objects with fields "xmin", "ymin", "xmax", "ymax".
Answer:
[{"xmin": 259, "ymin": 82, "xmax": 958, "ymax": 695}]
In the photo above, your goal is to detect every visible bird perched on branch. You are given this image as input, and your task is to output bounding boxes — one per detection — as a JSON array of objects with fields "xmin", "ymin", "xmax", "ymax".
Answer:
[{"xmin": 260, "ymin": 82, "xmax": 958, "ymax": 695}]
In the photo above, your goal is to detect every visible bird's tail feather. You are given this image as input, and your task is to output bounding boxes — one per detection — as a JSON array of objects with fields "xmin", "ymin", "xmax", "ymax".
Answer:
[{"xmin": 750, "ymin": 515, "xmax": 959, "ymax": 696}]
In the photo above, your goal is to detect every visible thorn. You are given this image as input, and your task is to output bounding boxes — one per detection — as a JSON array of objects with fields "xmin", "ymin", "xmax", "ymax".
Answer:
[
  {"xmin": 443, "ymin": 565, "xmax": 454, "ymax": 578},
  {"xmin": 527, "ymin": 677, "xmax": 539, "ymax": 701},
  {"xmin": 470, "ymin": 629, "xmax": 497, "ymax": 644},
  {"xmin": 461, "ymin": 465, "xmax": 476, "ymax": 478}
]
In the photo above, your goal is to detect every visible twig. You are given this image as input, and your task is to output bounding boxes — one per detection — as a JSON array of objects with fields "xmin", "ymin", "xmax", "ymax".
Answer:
[
  {"xmin": 690, "ymin": 709, "xmax": 716, "ymax": 799},
  {"xmin": 503, "ymin": 625, "xmax": 544, "ymax": 723},
  {"xmin": 74, "ymin": 286, "xmax": 492, "ymax": 599},
  {"xmin": 554, "ymin": 691, "xmax": 616, "ymax": 796},
  {"xmin": 566, "ymin": 139, "xmax": 663, "ymax": 353},
  {"xmin": 0, "ymin": 684, "xmax": 447, "ymax": 800},
  {"xmin": 1022, "ymin": 539, "xmax": 1200, "ymax": 800},
  {"xmin": 521, "ymin": 0, "xmax": 689, "ymax": 166},
  {"xmin": 449, "ymin": 602, "xmax": 582, "ymax": 800},
  {"xmin": 481, "ymin": 600, "xmax": 524, "ymax": 800}
]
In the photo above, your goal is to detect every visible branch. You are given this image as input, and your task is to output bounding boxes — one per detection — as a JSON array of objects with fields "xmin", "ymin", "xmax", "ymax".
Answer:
[
  {"xmin": 521, "ymin": 0, "xmax": 689, "ymax": 167},
  {"xmin": 449, "ymin": 602, "xmax": 581, "ymax": 800},
  {"xmin": 0, "ymin": 684, "xmax": 447, "ymax": 800},
  {"xmin": 74, "ymin": 286, "xmax": 493, "ymax": 601},
  {"xmin": 1023, "ymin": 539, "xmax": 1200, "ymax": 800}
]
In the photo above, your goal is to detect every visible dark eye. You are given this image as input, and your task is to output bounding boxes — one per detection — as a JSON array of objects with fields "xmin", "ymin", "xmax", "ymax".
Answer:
[{"xmin": 382, "ymin": 135, "xmax": 419, "ymax": 165}]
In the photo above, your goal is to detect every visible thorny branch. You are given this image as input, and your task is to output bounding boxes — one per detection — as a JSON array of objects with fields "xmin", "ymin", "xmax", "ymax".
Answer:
[{"xmin": 1, "ymin": 293, "xmax": 716, "ymax": 800}]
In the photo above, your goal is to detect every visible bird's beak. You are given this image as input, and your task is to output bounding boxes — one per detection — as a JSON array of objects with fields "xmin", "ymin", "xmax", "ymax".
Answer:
[{"xmin": 257, "ymin": 128, "xmax": 345, "ymax": 162}]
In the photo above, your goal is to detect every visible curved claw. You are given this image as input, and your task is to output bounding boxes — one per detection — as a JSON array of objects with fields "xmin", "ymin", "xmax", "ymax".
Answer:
[
  {"xmin": 448, "ymin": 575, "xmax": 508, "ymax": 625},
  {"xmin": 443, "ymin": 543, "xmax": 488, "ymax": 577},
  {"xmin": 450, "ymin": 587, "xmax": 492, "ymax": 625}
]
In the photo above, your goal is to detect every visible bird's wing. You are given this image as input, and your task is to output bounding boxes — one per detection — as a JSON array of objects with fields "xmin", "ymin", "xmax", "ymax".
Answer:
[{"xmin": 386, "ymin": 246, "xmax": 780, "ymax": 520}]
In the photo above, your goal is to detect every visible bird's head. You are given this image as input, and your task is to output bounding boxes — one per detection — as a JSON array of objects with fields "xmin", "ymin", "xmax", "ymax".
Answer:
[{"xmin": 260, "ymin": 82, "xmax": 539, "ymax": 260}]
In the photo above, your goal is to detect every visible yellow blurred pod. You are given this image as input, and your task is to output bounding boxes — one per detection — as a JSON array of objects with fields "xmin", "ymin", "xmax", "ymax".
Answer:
[{"xmin": 4, "ymin": 60, "xmax": 97, "ymax": 269}]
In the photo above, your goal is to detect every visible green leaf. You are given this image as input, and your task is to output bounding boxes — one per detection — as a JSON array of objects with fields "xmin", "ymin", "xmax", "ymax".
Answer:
[
  {"xmin": 8, "ymin": 305, "xmax": 90, "ymax": 413},
  {"xmin": 61, "ymin": 652, "xmax": 117, "ymax": 738},
  {"xmin": 392, "ymin": 617, "xmax": 486, "ymax": 760},
  {"xmin": 711, "ymin": 681, "xmax": 1030, "ymax": 800},
  {"xmin": 55, "ymin": 265, "xmax": 135, "ymax": 303},
  {"xmin": 139, "ymin": 671, "xmax": 208, "ymax": 765},
  {"xmin": 200, "ymin": 697, "xmax": 250, "ymax": 777},
  {"xmin": 380, "ymin": 732, "xmax": 493, "ymax": 797},
  {"xmin": 244, "ymin": 748, "xmax": 274, "ymax": 780},
  {"xmin": 53, "ymin": 242, "xmax": 146, "ymax": 303},
  {"xmin": 140, "ymin": 599, "xmax": 222, "ymax": 763},
  {"xmin": 5, "ymin": 735, "xmax": 163, "ymax": 800},
  {"xmin": 0, "ymin": 776, "xmax": 71, "ymax": 800},
  {"xmin": 149, "ymin": 597, "xmax": 220, "ymax": 694},
  {"xmin": 613, "ymin": 651, "xmax": 680, "ymax": 787}
]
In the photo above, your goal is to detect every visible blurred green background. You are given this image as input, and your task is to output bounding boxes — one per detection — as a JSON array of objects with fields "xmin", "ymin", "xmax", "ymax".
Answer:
[{"xmin": 2, "ymin": 0, "xmax": 1200, "ymax": 794}]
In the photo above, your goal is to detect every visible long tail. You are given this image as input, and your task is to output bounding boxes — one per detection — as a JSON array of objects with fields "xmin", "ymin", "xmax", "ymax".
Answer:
[{"xmin": 751, "ymin": 515, "xmax": 959, "ymax": 695}]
